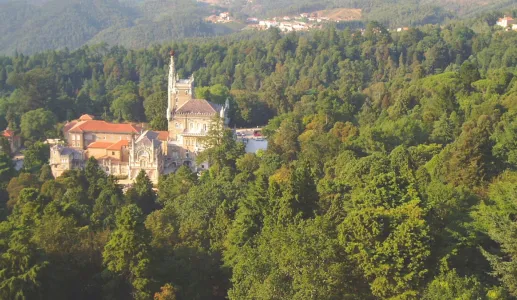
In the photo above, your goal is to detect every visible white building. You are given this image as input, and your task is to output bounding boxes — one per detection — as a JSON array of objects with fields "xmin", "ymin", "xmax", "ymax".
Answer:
[{"xmin": 497, "ymin": 16, "xmax": 515, "ymax": 28}]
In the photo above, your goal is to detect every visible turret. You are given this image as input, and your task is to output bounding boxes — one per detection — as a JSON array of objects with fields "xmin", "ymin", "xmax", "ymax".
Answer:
[{"xmin": 167, "ymin": 50, "xmax": 176, "ymax": 121}]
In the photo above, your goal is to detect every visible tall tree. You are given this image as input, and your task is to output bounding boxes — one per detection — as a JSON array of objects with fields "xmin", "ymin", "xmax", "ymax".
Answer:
[
  {"xmin": 103, "ymin": 204, "xmax": 153, "ymax": 299},
  {"xmin": 125, "ymin": 170, "xmax": 157, "ymax": 215}
]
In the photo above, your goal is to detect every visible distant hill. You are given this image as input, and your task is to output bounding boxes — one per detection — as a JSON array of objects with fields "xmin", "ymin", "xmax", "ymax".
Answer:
[
  {"xmin": 231, "ymin": 0, "xmax": 517, "ymax": 26},
  {"xmin": 0, "ymin": 0, "xmax": 516, "ymax": 55},
  {"xmin": 0, "ymin": 0, "xmax": 233, "ymax": 55}
]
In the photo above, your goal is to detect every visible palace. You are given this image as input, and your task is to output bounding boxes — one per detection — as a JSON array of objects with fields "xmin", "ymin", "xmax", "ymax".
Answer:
[{"xmin": 50, "ymin": 51, "xmax": 228, "ymax": 182}]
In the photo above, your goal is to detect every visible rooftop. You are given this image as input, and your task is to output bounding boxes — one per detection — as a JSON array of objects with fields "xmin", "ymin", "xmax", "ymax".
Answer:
[
  {"xmin": 52, "ymin": 144, "xmax": 84, "ymax": 156},
  {"xmin": 79, "ymin": 114, "xmax": 95, "ymax": 121},
  {"xmin": 87, "ymin": 141, "xmax": 114, "ymax": 149},
  {"xmin": 176, "ymin": 99, "xmax": 222, "ymax": 115},
  {"xmin": 135, "ymin": 130, "xmax": 162, "ymax": 149},
  {"xmin": 2, "ymin": 129, "xmax": 14, "ymax": 138},
  {"xmin": 67, "ymin": 120, "xmax": 141, "ymax": 134},
  {"xmin": 155, "ymin": 131, "xmax": 169, "ymax": 141},
  {"xmin": 87, "ymin": 140, "xmax": 129, "ymax": 151},
  {"xmin": 107, "ymin": 140, "xmax": 129, "ymax": 151}
]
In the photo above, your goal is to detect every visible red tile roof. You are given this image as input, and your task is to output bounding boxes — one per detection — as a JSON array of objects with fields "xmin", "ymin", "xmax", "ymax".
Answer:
[
  {"xmin": 154, "ymin": 131, "xmax": 169, "ymax": 141},
  {"xmin": 63, "ymin": 121, "xmax": 78, "ymax": 133},
  {"xmin": 87, "ymin": 140, "xmax": 129, "ymax": 151},
  {"xmin": 87, "ymin": 141, "xmax": 114, "ymax": 149},
  {"xmin": 79, "ymin": 114, "xmax": 95, "ymax": 121},
  {"xmin": 2, "ymin": 129, "xmax": 14, "ymax": 138},
  {"xmin": 107, "ymin": 140, "xmax": 129, "ymax": 151},
  {"xmin": 68, "ymin": 120, "xmax": 140, "ymax": 134}
]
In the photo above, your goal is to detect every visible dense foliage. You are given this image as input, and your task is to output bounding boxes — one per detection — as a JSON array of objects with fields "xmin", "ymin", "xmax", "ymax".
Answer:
[
  {"xmin": 2, "ymin": 0, "xmax": 517, "ymax": 55},
  {"xmin": 3, "ymin": 15, "xmax": 517, "ymax": 299},
  {"xmin": 0, "ymin": 0, "xmax": 235, "ymax": 55}
]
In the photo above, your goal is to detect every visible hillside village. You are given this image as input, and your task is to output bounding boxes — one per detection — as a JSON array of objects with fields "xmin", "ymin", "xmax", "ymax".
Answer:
[{"xmin": 206, "ymin": 8, "xmax": 362, "ymax": 32}]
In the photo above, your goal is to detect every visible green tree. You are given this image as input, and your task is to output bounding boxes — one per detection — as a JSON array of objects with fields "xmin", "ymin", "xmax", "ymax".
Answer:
[
  {"xmin": 20, "ymin": 109, "xmax": 57, "ymax": 141},
  {"xmin": 459, "ymin": 61, "xmax": 480, "ymax": 88},
  {"xmin": 475, "ymin": 172, "xmax": 517, "ymax": 297},
  {"xmin": 110, "ymin": 82, "xmax": 142, "ymax": 122},
  {"xmin": 198, "ymin": 117, "xmax": 244, "ymax": 170},
  {"xmin": 0, "ymin": 229, "xmax": 49, "ymax": 300},
  {"xmin": 125, "ymin": 170, "xmax": 157, "ymax": 215},
  {"xmin": 0, "ymin": 136, "xmax": 11, "ymax": 157},
  {"xmin": 423, "ymin": 270, "xmax": 486, "ymax": 300},
  {"xmin": 103, "ymin": 204, "xmax": 153, "ymax": 299},
  {"xmin": 143, "ymin": 91, "xmax": 167, "ymax": 130},
  {"xmin": 22, "ymin": 142, "xmax": 50, "ymax": 173}
]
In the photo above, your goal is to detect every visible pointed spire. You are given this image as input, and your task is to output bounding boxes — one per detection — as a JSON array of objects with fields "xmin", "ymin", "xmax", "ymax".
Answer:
[{"xmin": 167, "ymin": 50, "xmax": 176, "ymax": 121}]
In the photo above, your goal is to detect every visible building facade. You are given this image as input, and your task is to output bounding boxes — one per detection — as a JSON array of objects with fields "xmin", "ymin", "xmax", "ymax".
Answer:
[
  {"xmin": 49, "ymin": 145, "xmax": 86, "ymax": 178},
  {"xmin": 50, "ymin": 51, "xmax": 228, "ymax": 182},
  {"xmin": 2, "ymin": 128, "xmax": 21, "ymax": 154},
  {"xmin": 166, "ymin": 50, "xmax": 229, "ymax": 168}
]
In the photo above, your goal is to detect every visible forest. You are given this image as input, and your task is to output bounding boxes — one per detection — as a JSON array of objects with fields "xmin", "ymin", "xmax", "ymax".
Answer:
[
  {"xmin": 2, "ymin": 11, "xmax": 517, "ymax": 299},
  {"xmin": 2, "ymin": 0, "xmax": 517, "ymax": 55}
]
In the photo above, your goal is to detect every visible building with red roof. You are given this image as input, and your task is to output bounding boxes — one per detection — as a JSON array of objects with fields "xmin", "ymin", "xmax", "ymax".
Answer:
[
  {"xmin": 497, "ymin": 16, "xmax": 515, "ymax": 28},
  {"xmin": 50, "ymin": 51, "xmax": 232, "ymax": 182},
  {"xmin": 87, "ymin": 140, "xmax": 130, "ymax": 162},
  {"xmin": 2, "ymin": 128, "xmax": 21, "ymax": 153},
  {"xmin": 64, "ymin": 113, "xmax": 141, "ymax": 149}
]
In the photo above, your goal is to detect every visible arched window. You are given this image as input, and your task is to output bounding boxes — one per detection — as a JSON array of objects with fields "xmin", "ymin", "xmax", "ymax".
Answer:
[{"xmin": 140, "ymin": 158, "xmax": 148, "ymax": 167}]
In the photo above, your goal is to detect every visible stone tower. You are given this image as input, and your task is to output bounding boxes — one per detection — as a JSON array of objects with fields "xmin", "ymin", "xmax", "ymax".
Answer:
[{"xmin": 167, "ymin": 50, "xmax": 195, "ymax": 139}]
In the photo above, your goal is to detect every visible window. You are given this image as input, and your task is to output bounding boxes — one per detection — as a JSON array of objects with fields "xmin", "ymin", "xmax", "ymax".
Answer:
[
  {"xmin": 203, "ymin": 124, "xmax": 207, "ymax": 131},
  {"xmin": 175, "ymin": 123, "xmax": 181, "ymax": 128},
  {"xmin": 112, "ymin": 151, "xmax": 115, "ymax": 155},
  {"xmin": 140, "ymin": 159, "xmax": 147, "ymax": 167},
  {"xmin": 190, "ymin": 123, "xmax": 194, "ymax": 130}
]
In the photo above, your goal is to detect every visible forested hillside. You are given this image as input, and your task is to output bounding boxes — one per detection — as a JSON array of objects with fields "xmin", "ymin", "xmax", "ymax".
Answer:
[
  {"xmin": 232, "ymin": 0, "xmax": 517, "ymax": 25},
  {"xmin": 1, "ymin": 0, "xmax": 516, "ymax": 55},
  {"xmin": 0, "ymin": 0, "xmax": 232, "ymax": 55},
  {"xmin": 3, "ymin": 14, "xmax": 517, "ymax": 299}
]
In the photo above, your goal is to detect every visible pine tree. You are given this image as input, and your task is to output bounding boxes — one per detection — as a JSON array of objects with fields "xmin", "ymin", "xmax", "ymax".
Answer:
[
  {"xmin": 126, "ymin": 170, "xmax": 157, "ymax": 215},
  {"xmin": 103, "ymin": 205, "xmax": 153, "ymax": 299}
]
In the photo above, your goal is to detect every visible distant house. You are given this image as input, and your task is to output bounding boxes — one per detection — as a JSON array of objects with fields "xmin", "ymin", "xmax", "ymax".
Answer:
[
  {"xmin": 497, "ymin": 16, "xmax": 515, "ymax": 28},
  {"xmin": 2, "ymin": 128, "xmax": 21, "ymax": 153},
  {"xmin": 259, "ymin": 20, "xmax": 278, "ymax": 28},
  {"xmin": 300, "ymin": 13, "xmax": 309, "ymax": 18},
  {"xmin": 219, "ymin": 12, "xmax": 230, "ymax": 20}
]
